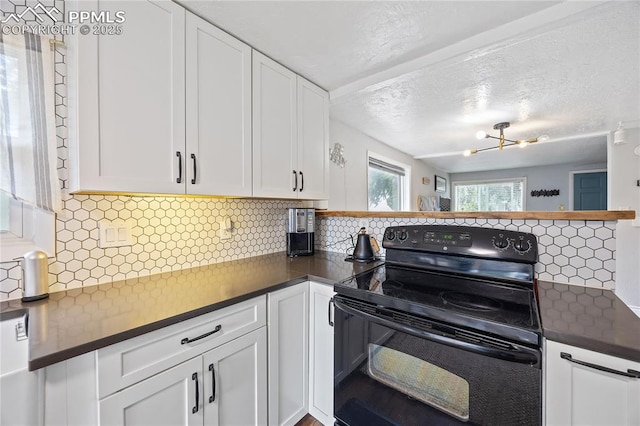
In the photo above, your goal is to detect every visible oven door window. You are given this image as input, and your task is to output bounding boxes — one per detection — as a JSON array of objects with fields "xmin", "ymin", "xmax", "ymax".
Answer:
[
  {"xmin": 368, "ymin": 343, "xmax": 469, "ymax": 421},
  {"xmin": 333, "ymin": 300, "xmax": 541, "ymax": 426}
]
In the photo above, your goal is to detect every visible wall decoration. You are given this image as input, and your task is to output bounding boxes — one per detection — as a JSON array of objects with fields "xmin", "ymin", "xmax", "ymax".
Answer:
[
  {"xmin": 531, "ymin": 189, "xmax": 560, "ymax": 197},
  {"xmin": 435, "ymin": 175, "xmax": 447, "ymax": 193},
  {"xmin": 329, "ymin": 142, "xmax": 346, "ymax": 168},
  {"xmin": 422, "ymin": 177, "xmax": 431, "ymax": 185}
]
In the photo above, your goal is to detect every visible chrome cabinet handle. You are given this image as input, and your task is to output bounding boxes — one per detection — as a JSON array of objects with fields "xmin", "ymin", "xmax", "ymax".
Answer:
[
  {"xmin": 208, "ymin": 363, "xmax": 216, "ymax": 403},
  {"xmin": 191, "ymin": 154, "xmax": 197, "ymax": 184},
  {"xmin": 560, "ymin": 352, "xmax": 640, "ymax": 378},
  {"xmin": 181, "ymin": 325, "xmax": 222, "ymax": 345},
  {"xmin": 192, "ymin": 372, "xmax": 199, "ymax": 414},
  {"xmin": 292, "ymin": 170, "xmax": 298, "ymax": 192},
  {"xmin": 176, "ymin": 151, "xmax": 183, "ymax": 183}
]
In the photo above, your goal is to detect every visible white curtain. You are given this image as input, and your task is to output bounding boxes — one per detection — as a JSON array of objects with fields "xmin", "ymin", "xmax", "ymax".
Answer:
[{"xmin": 0, "ymin": 32, "xmax": 61, "ymax": 212}]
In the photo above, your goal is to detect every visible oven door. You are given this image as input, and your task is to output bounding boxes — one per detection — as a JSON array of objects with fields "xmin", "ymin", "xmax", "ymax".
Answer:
[{"xmin": 333, "ymin": 295, "xmax": 541, "ymax": 426}]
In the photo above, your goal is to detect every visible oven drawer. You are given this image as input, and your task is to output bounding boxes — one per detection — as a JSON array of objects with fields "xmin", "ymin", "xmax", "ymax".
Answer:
[
  {"xmin": 97, "ymin": 296, "xmax": 266, "ymax": 398},
  {"xmin": 333, "ymin": 296, "xmax": 542, "ymax": 426}
]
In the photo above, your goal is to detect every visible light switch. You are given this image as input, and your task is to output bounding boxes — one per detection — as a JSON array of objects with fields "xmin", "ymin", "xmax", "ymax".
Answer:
[
  {"xmin": 99, "ymin": 221, "xmax": 133, "ymax": 248},
  {"xmin": 218, "ymin": 216, "xmax": 232, "ymax": 240}
]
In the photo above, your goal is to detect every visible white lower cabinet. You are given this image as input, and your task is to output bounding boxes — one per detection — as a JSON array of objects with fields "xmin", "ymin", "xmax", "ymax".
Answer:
[
  {"xmin": 100, "ymin": 357, "xmax": 201, "ymax": 426},
  {"xmin": 203, "ymin": 328, "xmax": 268, "ymax": 426},
  {"xmin": 41, "ymin": 284, "xmax": 343, "ymax": 426},
  {"xmin": 546, "ymin": 340, "xmax": 640, "ymax": 426},
  {"xmin": 268, "ymin": 283, "xmax": 309, "ymax": 426},
  {"xmin": 100, "ymin": 328, "xmax": 267, "ymax": 426},
  {"xmin": 308, "ymin": 282, "xmax": 335, "ymax": 426}
]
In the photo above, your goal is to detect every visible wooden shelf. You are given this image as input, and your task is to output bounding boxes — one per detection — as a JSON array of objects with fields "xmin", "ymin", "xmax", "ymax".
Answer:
[{"xmin": 315, "ymin": 210, "xmax": 636, "ymax": 221}]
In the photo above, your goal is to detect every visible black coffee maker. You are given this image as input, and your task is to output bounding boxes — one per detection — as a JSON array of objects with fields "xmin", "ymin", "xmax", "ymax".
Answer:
[{"xmin": 286, "ymin": 208, "xmax": 315, "ymax": 257}]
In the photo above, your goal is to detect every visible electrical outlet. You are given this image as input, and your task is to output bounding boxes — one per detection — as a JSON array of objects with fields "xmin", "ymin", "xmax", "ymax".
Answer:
[{"xmin": 357, "ymin": 219, "xmax": 369, "ymax": 231}]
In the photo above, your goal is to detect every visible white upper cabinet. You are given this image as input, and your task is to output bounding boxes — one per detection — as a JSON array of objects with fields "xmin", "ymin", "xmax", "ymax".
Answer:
[
  {"xmin": 297, "ymin": 78, "xmax": 329, "ymax": 200},
  {"xmin": 185, "ymin": 13, "xmax": 252, "ymax": 197},
  {"xmin": 253, "ymin": 52, "xmax": 329, "ymax": 200},
  {"xmin": 70, "ymin": 2, "xmax": 327, "ymax": 198},
  {"xmin": 252, "ymin": 51, "xmax": 298, "ymax": 198},
  {"xmin": 69, "ymin": 0, "xmax": 186, "ymax": 194}
]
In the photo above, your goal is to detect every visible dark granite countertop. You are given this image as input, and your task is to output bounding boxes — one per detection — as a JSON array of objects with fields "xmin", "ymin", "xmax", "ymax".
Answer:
[
  {"xmin": 0, "ymin": 251, "xmax": 382, "ymax": 371},
  {"xmin": 537, "ymin": 281, "xmax": 640, "ymax": 363},
  {"xmin": 3, "ymin": 254, "xmax": 638, "ymax": 370}
]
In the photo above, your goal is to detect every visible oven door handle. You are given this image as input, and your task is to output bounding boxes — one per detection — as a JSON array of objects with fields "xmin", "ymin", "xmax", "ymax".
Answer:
[{"xmin": 333, "ymin": 298, "xmax": 540, "ymax": 365}]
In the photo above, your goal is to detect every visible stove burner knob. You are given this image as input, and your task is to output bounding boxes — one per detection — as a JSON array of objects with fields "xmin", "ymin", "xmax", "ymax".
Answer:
[
  {"xmin": 493, "ymin": 237, "xmax": 508, "ymax": 249},
  {"xmin": 398, "ymin": 231, "xmax": 408, "ymax": 241},
  {"xmin": 514, "ymin": 239, "xmax": 530, "ymax": 252},
  {"xmin": 385, "ymin": 230, "xmax": 396, "ymax": 241}
]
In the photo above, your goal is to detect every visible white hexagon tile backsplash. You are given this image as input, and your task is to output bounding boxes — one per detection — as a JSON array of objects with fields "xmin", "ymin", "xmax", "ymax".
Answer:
[
  {"xmin": 0, "ymin": 196, "xmax": 302, "ymax": 300},
  {"xmin": 316, "ymin": 216, "xmax": 616, "ymax": 289}
]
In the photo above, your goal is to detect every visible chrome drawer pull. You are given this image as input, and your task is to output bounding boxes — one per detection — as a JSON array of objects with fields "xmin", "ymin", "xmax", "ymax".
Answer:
[
  {"xmin": 560, "ymin": 352, "xmax": 640, "ymax": 378},
  {"xmin": 181, "ymin": 325, "xmax": 222, "ymax": 345}
]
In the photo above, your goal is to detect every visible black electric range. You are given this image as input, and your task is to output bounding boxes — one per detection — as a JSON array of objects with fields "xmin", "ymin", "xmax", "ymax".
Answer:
[
  {"xmin": 333, "ymin": 225, "xmax": 544, "ymax": 426},
  {"xmin": 336, "ymin": 224, "xmax": 542, "ymax": 347}
]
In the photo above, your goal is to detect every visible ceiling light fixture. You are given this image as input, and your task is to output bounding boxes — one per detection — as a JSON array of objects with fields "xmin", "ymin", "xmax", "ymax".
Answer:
[{"xmin": 463, "ymin": 122, "xmax": 539, "ymax": 156}]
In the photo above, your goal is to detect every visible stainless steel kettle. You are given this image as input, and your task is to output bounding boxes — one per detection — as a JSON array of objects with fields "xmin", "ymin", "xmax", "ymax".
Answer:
[{"xmin": 353, "ymin": 228, "xmax": 375, "ymax": 261}]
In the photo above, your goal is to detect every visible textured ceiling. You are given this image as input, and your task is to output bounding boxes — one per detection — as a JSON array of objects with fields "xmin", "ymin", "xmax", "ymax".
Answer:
[{"xmin": 180, "ymin": 1, "xmax": 640, "ymax": 173}]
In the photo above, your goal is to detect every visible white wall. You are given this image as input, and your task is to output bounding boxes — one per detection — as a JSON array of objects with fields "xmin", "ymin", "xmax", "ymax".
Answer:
[
  {"xmin": 450, "ymin": 162, "xmax": 607, "ymax": 211},
  {"xmin": 608, "ymin": 127, "xmax": 640, "ymax": 311},
  {"xmin": 327, "ymin": 119, "xmax": 449, "ymax": 211}
]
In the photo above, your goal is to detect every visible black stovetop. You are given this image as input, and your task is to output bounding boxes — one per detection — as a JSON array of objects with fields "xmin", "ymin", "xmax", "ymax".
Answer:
[{"xmin": 336, "ymin": 263, "xmax": 542, "ymax": 347}]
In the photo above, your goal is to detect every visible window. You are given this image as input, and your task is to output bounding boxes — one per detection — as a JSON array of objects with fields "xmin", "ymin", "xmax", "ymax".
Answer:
[
  {"xmin": 453, "ymin": 178, "xmax": 526, "ymax": 212},
  {"xmin": 0, "ymin": 193, "xmax": 55, "ymax": 261},
  {"xmin": 368, "ymin": 153, "xmax": 410, "ymax": 211},
  {"xmin": 0, "ymin": 34, "xmax": 58, "ymax": 261}
]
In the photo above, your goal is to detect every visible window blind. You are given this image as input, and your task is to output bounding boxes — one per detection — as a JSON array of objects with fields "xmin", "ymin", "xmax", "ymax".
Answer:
[{"xmin": 369, "ymin": 157, "xmax": 406, "ymax": 176}]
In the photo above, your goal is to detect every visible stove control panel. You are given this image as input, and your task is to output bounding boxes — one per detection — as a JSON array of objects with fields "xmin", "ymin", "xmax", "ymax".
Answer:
[{"xmin": 382, "ymin": 225, "xmax": 538, "ymax": 263}]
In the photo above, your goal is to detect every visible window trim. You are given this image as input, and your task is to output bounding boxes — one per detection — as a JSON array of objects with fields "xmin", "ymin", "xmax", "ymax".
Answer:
[
  {"xmin": 367, "ymin": 151, "xmax": 411, "ymax": 212},
  {"xmin": 0, "ymin": 198, "xmax": 55, "ymax": 262},
  {"xmin": 452, "ymin": 177, "xmax": 527, "ymax": 212}
]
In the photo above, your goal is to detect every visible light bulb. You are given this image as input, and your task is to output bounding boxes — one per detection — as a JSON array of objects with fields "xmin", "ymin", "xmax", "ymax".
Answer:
[
  {"xmin": 463, "ymin": 149, "xmax": 476, "ymax": 157},
  {"xmin": 519, "ymin": 141, "xmax": 528, "ymax": 148},
  {"xmin": 475, "ymin": 130, "xmax": 487, "ymax": 140}
]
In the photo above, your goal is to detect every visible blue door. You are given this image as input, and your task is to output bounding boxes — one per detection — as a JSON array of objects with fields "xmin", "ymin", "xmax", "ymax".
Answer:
[{"xmin": 574, "ymin": 172, "xmax": 607, "ymax": 210}]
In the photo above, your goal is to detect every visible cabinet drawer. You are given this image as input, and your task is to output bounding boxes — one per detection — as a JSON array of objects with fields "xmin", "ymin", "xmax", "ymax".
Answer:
[{"xmin": 98, "ymin": 296, "xmax": 266, "ymax": 398}]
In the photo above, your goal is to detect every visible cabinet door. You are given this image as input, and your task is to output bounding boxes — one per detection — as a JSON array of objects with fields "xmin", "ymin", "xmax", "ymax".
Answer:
[
  {"xmin": 186, "ymin": 13, "xmax": 252, "ymax": 196},
  {"xmin": 308, "ymin": 282, "xmax": 336, "ymax": 425},
  {"xmin": 99, "ymin": 357, "xmax": 201, "ymax": 426},
  {"xmin": 70, "ymin": 0, "xmax": 185, "ymax": 194},
  {"xmin": 268, "ymin": 283, "xmax": 309, "ymax": 426},
  {"xmin": 546, "ymin": 340, "xmax": 640, "ymax": 425},
  {"xmin": 203, "ymin": 328, "xmax": 267, "ymax": 426},
  {"xmin": 252, "ymin": 51, "xmax": 298, "ymax": 198},
  {"xmin": 297, "ymin": 78, "xmax": 329, "ymax": 200}
]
